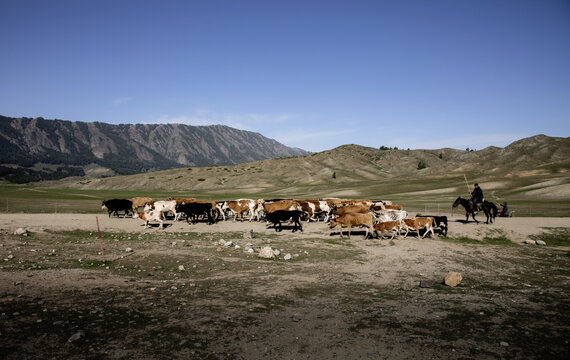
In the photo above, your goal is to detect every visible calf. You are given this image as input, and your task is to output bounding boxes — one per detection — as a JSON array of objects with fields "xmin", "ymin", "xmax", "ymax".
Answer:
[
  {"xmin": 101, "ymin": 199, "xmax": 133, "ymax": 218},
  {"xmin": 329, "ymin": 213, "xmax": 374, "ymax": 239},
  {"xmin": 373, "ymin": 220, "xmax": 400, "ymax": 240},
  {"xmin": 133, "ymin": 209, "xmax": 164, "ymax": 229},
  {"xmin": 417, "ymin": 214, "xmax": 448, "ymax": 237},
  {"xmin": 177, "ymin": 201, "xmax": 216, "ymax": 224},
  {"xmin": 400, "ymin": 217, "xmax": 435, "ymax": 238},
  {"xmin": 265, "ymin": 210, "xmax": 303, "ymax": 232}
]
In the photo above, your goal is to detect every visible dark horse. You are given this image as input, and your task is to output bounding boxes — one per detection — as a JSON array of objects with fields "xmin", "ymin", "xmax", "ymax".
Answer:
[{"xmin": 452, "ymin": 196, "xmax": 498, "ymax": 224}]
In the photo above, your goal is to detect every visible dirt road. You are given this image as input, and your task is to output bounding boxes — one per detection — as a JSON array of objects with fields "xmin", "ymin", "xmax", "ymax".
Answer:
[{"xmin": 0, "ymin": 212, "xmax": 568, "ymax": 243}]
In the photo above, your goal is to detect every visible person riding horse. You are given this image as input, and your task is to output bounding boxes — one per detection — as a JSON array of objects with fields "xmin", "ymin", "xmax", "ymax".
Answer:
[{"xmin": 470, "ymin": 183, "xmax": 484, "ymax": 212}]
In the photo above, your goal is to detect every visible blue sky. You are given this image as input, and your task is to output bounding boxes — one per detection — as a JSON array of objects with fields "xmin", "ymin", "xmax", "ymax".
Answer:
[{"xmin": 1, "ymin": 0, "xmax": 569, "ymax": 152}]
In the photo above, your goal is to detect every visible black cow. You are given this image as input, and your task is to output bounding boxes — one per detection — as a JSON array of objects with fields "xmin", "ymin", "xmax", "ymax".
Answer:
[
  {"xmin": 266, "ymin": 210, "xmax": 303, "ymax": 232},
  {"xmin": 101, "ymin": 199, "xmax": 133, "ymax": 218},
  {"xmin": 177, "ymin": 202, "xmax": 216, "ymax": 224},
  {"xmin": 418, "ymin": 214, "xmax": 448, "ymax": 237}
]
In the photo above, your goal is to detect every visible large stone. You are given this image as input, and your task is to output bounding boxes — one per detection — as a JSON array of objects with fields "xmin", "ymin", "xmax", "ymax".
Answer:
[
  {"xmin": 444, "ymin": 272, "xmax": 463, "ymax": 287},
  {"xmin": 258, "ymin": 246, "xmax": 275, "ymax": 259}
]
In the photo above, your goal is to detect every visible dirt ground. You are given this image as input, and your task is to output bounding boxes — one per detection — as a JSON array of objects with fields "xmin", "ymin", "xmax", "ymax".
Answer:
[{"xmin": 1, "ymin": 212, "xmax": 569, "ymax": 359}]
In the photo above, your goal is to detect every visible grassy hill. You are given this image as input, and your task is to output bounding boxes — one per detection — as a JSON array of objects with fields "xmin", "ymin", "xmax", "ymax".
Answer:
[{"xmin": 18, "ymin": 134, "xmax": 567, "ymax": 217}]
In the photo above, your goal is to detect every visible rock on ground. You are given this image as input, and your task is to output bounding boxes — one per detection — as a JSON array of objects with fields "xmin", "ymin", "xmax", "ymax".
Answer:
[{"xmin": 444, "ymin": 272, "xmax": 463, "ymax": 287}]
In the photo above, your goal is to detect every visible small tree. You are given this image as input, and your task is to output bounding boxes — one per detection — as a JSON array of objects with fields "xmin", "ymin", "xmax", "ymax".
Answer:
[
  {"xmin": 417, "ymin": 161, "xmax": 427, "ymax": 170},
  {"xmin": 332, "ymin": 171, "xmax": 337, "ymax": 179}
]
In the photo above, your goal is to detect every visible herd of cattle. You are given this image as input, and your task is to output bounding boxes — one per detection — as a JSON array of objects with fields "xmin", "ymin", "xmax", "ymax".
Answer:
[{"xmin": 101, "ymin": 197, "xmax": 448, "ymax": 239}]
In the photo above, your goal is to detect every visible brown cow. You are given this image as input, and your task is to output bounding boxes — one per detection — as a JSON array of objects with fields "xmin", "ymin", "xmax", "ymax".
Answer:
[
  {"xmin": 262, "ymin": 200, "xmax": 302, "ymax": 215},
  {"xmin": 384, "ymin": 204, "xmax": 403, "ymax": 210},
  {"xmin": 373, "ymin": 220, "xmax": 400, "ymax": 240},
  {"xmin": 129, "ymin": 197, "xmax": 153, "ymax": 211},
  {"xmin": 400, "ymin": 217, "xmax": 435, "ymax": 238},
  {"xmin": 332, "ymin": 204, "xmax": 371, "ymax": 217},
  {"xmin": 329, "ymin": 213, "xmax": 374, "ymax": 239}
]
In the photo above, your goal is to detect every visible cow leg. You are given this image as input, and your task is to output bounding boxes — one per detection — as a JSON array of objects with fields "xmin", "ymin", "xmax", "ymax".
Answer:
[
  {"xmin": 347, "ymin": 225, "xmax": 351, "ymax": 239},
  {"xmin": 295, "ymin": 216, "xmax": 303, "ymax": 232}
]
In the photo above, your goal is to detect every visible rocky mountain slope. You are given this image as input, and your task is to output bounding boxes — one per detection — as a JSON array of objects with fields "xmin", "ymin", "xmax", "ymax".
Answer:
[{"xmin": 0, "ymin": 115, "xmax": 308, "ymax": 182}]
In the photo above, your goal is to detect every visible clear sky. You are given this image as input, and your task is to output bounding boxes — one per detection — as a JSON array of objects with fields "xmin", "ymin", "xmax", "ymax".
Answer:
[{"xmin": 1, "ymin": 0, "xmax": 569, "ymax": 152}]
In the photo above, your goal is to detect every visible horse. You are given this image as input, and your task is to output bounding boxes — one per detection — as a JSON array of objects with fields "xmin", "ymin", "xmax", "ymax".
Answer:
[{"xmin": 452, "ymin": 196, "xmax": 498, "ymax": 224}]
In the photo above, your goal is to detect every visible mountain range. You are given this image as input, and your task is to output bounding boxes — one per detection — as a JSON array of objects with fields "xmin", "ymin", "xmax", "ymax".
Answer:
[{"xmin": 0, "ymin": 115, "xmax": 308, "ymax": 183}]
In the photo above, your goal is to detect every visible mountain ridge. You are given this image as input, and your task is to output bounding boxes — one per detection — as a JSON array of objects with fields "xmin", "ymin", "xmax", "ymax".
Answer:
[{"xmin": 0, "ymin": 115, "xmax": 308, "ymax": 182}]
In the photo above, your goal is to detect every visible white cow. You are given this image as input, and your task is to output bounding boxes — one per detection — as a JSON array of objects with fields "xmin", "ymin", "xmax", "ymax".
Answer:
[
  {"xmin": 144, "ymin": 200, "xmax": 178, "ymax": 220},
  {"xmin": 374, "ymin": 209, "xmax": 408, "ymax": 223}
]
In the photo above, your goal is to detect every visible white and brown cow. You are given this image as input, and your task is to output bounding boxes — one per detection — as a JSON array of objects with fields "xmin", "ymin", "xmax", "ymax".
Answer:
[
  {"xmin": 298, "ymin": 200, "xmax": 331, "ymax": 222},
  {"xmin": 133, "ymin": 209, "xmax": 164, "ymax": 229},
  {"xmin": 222, "ymin": 199, "xmax": 262, "ymax": 221}
]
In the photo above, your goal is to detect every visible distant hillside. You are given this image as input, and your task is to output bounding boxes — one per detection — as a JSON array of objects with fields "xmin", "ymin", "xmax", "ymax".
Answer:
[
  {"xmin": 0, "ymin": 115, "xmax": 308, "ymax": 183},
  {"xmin": 52, "ymin": 134, "xmax": 570, "ymax": 200}
]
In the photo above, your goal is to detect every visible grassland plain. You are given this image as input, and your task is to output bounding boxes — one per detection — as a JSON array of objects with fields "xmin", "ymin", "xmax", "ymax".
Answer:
[{"xmin": 0, "ymin": 213, "xmax": 569, "ymax": 359}]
